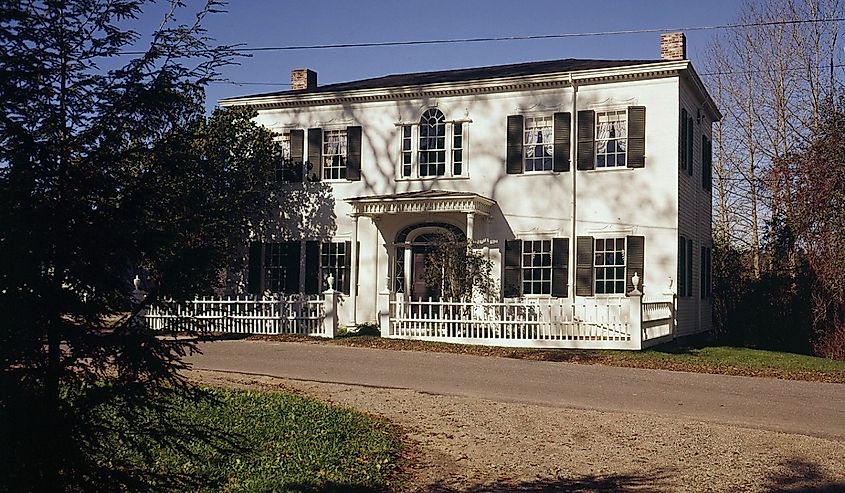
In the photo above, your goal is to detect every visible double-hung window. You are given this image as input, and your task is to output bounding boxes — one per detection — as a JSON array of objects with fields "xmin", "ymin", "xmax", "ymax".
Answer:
[
  {"xmin": 399, "ymin": 108, "xmax": 467, "ymax": 179},
  {"xmin": 506, "ymin": 112, "xmax": 571, "ymax": 174},
  {"xmin": 575, "ymin": 107, "xmax": 645, "ymax": 170},
  {"xmin": 523, "ymin": 116, "xmax": 554, "ymax": 172},
  {"xmin": 264, "ymin": 242, "xmax": 300, "ymax": 294},
  {"xmin": 574, "ymin": 235, "xmax": 643, "ymax": 297},
  {"xmin": 522, "ymin": 240, "xmax": 553, "ymax": 295},
  {"xmin": 503, "ymin": 238, "xmax": 569, "ymax": 298},
  {"xmin": 273, "ymin": 130, "xmax": 307, "ymax": 182},
  {"xmin": 249, "ymin": 240, "xmax": 354, "ymax": 296},
  {"xmin": 594, "ymin": 238, "xmax": 626, "ymax": 295},
  {"xmin": 322, "ymin": 129, "xmax": 347, "ymax": 180},
  {"xmin": 595, "ymin": 110, "xmax": 628, "ymax": 168},
  {"xmin": 273, "ymin": 132, "xmax": 292, "ymax": 181},
  {"xmin": 320, "ymin": 241, "xmax": 349, "ymax": 294}
]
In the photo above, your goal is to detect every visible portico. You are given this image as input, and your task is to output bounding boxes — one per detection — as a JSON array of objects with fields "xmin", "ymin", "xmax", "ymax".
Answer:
[{"xmin": 346, "ymin": 190, "xmax": 495, "ymax": 321}]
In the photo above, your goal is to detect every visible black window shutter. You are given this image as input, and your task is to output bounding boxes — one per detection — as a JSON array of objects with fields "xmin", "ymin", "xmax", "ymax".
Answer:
[
  {"xmin": 307, "ymin": 128, "xmax": 322, "ymax": 182},
  {"xmin": 702, "ymin": 136, "xmax": 712, "ymax": 190},
  {"xmin": 627, "ymin": 106, "xmax": 646, "ymax": 168},
  {"xmin": 678, "ymin": 236, "xmax": 686, "ymax": 297},
  {"xmin": 551, "ymin": 237, "xmax": 569, "ymax": 298},
  {"xmin": 577, "ymin": 110, "xmax": 595, "ymax": 170},
  {"xmin": 700, "ymin": 245, "xmax": 706, "ymax": 299},
  {"xmin": 575, "ymin": 236, "xmax": 594, "ymax": 296},
  {"xmin": 503, "ymin": 239, "xmax": 522, "ymax": 297},
  {"xmin": 506, "ymin": 115, "xmax": 524, "ymax": 174},
  {"xmin": 686, "ymin": 239, "xmax": 694, "ymax": 297},
  {"xmin": 284, "ymin": 241, "xmax": 301, "ymax": 294},
  {"xmin": 346, "ymin": 126, "xmax": 362, "ymax": 181},
  {"xmin": 289, "ymin": 129, "xmax": 304, "ymax": 182},
  {"xmin": 248, "ymin": 241, "xmax": 263, "ymax": 295},
  {"xmin": 304, "ymin": 241, "xmax": 320, "ymax": 294},
  {"xmin": 680, "ymin": 109, "xmax": 687, "ymax": 172},
  {"xmin": 687, "ymin": 117, "xmax": 694, "ymax": 176},
  {"xmin": 342, "ymin": 241, "xmax": 352, "ymax": 295},
  {"xmin": 553, "ymin": 112, "xmax": 571, "ymax": 172},
  {"xmin": 626, "ymin": 236, "xmax": 645, "ymax": 295}
]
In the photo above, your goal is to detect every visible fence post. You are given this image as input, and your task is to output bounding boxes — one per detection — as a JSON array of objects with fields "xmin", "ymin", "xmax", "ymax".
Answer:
[
  {"xmin": 131, "ymin": 275, "xmax": 147, "ymax": 329},
  {"xmin": 322, "ymin": 288, "xmax": 338, "ymax": 338},
  {"xmin": 628, "ymin": 272, "xmax": 643, "ymax": 350},
  {"xmin": 378, "ymin": 289, "xmax": 392, "ymax": 337},
  {"xmin": 664, "ymin": 277, "xmax": 677, "ymax": 339}
]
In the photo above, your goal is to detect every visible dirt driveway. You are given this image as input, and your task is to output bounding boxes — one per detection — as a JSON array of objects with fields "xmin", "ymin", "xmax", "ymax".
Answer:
[{"xmin": 190, "ymin": 369, "xmax": 845, "ymax": 493}]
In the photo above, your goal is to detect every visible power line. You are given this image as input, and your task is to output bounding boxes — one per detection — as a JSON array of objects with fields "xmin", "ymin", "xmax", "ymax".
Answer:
[
  {"xmin": 215, "ymin": 81, "xmax": 290, "ymax": 86},
  {"xmin": 120, "ymin": 17, "xmax": 845, "ymax": 56},
  {"xmin": 701, "ymin": 63, "xmax": 845, "ymax": 77}
]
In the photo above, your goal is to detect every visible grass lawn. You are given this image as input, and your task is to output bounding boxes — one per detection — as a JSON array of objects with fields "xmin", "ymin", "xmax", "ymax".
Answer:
[
  {"xmin": 96, "ymin": 385, "xmax": 401, "ymax": 492},
  {"xmin": 248, "ymin": 334, "xmax": 845, "ymax": 384}
]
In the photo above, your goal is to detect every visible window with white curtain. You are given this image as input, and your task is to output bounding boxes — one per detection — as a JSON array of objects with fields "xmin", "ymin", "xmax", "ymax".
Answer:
[
  {"xmin": 595, "ymin": 110, "xmax": 627, "ymax": 168},
  {"xmin": 322, "ymin": 129, "xmax": 347, "ymax": 180},
  {"xmin": 523, "ymin": 116, "xmax": 554, "ymax": 171}
]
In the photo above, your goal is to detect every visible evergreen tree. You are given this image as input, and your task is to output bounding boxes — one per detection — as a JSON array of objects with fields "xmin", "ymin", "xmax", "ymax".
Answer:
[{"xmin": 0, "ymin": 1, "xmax": 280, "ymax": 488}]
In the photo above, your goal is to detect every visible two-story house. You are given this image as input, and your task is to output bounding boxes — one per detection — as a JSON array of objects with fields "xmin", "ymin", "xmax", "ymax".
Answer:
[{"xmin": 219, "ymin": 32, "xmax": 719, "ymax": 345}]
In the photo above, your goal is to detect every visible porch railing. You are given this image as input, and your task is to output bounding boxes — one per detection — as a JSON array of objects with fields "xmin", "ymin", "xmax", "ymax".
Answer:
[
  {"xmin": 381, "ymin": 291, "xmax": 675, "ymax": 350},
  {"xmin": 144, "ymin": 292, "xmax": 338, "ymax": 337}
]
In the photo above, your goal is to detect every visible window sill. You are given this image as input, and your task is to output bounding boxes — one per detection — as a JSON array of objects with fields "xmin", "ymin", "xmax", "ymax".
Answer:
[
  {"xmin": 514, "ymin": 171, "xmax": 562, "ymax": 176},
  {"xmin": 396, "ymin": 176, "xmax": 470, "ymax": 182},
  {"xmin": 586, "ymin": 166, "xmax": 634, "ymax": 172}
]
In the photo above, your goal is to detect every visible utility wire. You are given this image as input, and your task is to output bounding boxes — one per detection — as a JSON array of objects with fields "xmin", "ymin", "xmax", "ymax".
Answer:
[{"xmin": 119, "ymin": 17, "xmax": 845, "ymax": 56}]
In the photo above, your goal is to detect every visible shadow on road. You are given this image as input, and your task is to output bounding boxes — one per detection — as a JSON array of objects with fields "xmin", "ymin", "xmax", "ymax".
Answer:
[
  {"xmin": 763, "ymin": 457, "xmax": 845, "ymax": 492},
  {"xmin": 416, "ymin": 470, "xmax": 672, "ymax": 492}
]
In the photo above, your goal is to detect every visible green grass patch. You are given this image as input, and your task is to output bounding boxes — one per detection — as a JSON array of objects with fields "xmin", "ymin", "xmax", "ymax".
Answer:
[
  {"xmin": 635, "ymin": 345, "xmax": 845, "ymax": 374},
  {"xmin": 95, "ymin": 385, "xmax": 401, "ymax": 492},
  {"xmin": 249, "ymin": 334, "xmax": 845, "ymax": 383}
]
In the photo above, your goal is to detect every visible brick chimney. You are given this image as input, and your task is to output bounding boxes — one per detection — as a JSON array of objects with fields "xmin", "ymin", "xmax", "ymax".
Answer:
[
  {"xmin": 660, "ymin": 32, "xmax": 686, "ymax": 61},
  {"xmin": 291, "ymin": 68, "xmax": 317, "ymax": 90}
]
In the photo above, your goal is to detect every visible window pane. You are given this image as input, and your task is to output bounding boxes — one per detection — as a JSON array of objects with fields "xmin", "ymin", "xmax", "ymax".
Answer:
[
  {"xmin": 322, "ymin": 129, "xmax": 347, "ymax": 180},
  {"xmin": 594, "ymin": 237, "xmax": 626, "ymax": 294},
  {"xmin": 523, "ymin": 116, "xmax": 553, "ymax": 172},
  {"xmin": 595, "ymin": 110, "xmax": 628, "ymax": 169}
]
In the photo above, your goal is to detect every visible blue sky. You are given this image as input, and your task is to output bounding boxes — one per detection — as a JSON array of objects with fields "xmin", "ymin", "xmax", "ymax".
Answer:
[{"xmin": 132, "ymin": 1, "xmax": 743, "ymax": 112}]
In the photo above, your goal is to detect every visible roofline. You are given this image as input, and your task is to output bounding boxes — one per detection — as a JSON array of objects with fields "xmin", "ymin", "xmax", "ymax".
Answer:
[
  {"xmin": 684, "ymin": 63, "xmax": 722, "ymax": 122},
  {"xmin": 219, "ymin": 59, "xmax": 720, "ymax": 121},
  {"xmin": 347, "ymin": 192, "xmax": 495, "ymax": 205}
]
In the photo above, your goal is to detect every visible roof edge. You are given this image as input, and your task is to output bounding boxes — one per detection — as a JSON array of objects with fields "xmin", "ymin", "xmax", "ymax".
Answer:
[{"xmin": 220, "ymin": 60, "xmax": 690, "ymax": 108}]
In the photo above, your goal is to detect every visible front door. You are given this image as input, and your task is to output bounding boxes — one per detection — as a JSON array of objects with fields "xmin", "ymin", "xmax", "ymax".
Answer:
[{"xmin": 410, "ymin": 246, "xmax": 440, "ymax": 300}]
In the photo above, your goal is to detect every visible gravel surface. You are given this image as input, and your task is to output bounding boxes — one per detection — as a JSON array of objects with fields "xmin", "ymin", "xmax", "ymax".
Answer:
[{"xmin": 188, "ymin": 370, "xmax": 845, "ymax": 492}]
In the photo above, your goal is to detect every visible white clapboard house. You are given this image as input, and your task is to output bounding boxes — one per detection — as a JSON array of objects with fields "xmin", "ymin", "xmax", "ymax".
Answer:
[{"xmin": 217, "ymin": 32, "xmax": 719, "ymax": 349}]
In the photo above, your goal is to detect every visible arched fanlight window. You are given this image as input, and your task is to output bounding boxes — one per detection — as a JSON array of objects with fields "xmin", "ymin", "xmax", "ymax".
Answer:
[{"xmin": 418, "ymin": 108, "xmax": 446, "ymax": 176}]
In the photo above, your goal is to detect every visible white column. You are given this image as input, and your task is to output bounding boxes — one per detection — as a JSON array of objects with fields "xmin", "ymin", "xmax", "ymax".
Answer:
[
  {"xmin": 349, "ymin": 214, "xmax": 359, "ymax": 326},
  {"xmin": 466, "ymin": 211, "xmax": 475, "ymax": 244},
  {"xmin": 403, "ymin": 244, "xmax": 412, "ymax": 299}
]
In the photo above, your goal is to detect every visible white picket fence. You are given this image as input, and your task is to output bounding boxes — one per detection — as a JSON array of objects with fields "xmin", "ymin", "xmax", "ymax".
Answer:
[
  {"xmin": 383, "ymin": 294, "xmax": 675, "ymax": 350},
  {"xmin": 144, "ymin": 294, "xmax": 333, "ymax": 337},
  {"xmin": 641, "ymin": 296, "xmax": 674, "ymax": 341}
]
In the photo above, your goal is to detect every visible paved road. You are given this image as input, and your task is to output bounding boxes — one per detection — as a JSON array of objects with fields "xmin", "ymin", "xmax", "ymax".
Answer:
[{"xmin": 185, "ymin": 340, "xmax": 845, "ymax": 440}]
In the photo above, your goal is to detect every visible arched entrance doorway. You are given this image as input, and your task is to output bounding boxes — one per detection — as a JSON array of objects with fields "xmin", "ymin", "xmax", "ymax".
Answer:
[{"xmin": 394, "ymin": 222, "xmax": 466, "ymax": 300}]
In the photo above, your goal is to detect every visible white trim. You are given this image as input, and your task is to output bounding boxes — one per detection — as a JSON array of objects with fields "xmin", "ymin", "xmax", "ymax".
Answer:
[{"xmin": 220, "ymin": 60, "xmax": 692, "ymax": 108}]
